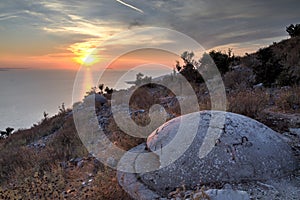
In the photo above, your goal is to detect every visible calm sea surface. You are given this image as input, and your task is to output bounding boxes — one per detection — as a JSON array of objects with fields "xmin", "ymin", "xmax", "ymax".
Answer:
[{"xmin": 0, "ymin": 68, "xmax": 171, "ymax": 130}]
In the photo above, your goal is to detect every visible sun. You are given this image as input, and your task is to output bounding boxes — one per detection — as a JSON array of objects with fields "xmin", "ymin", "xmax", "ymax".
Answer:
[
  {"xmin": 79, "ymin": 53, "xmax": 100, "ymax": 66},
  {"xmin": 74, "ymin": 50, "xmax": 100, "ymax": 67},
  {"xmin": 70, "ymin": 41, "xmax": 101, "ymax": 67}
]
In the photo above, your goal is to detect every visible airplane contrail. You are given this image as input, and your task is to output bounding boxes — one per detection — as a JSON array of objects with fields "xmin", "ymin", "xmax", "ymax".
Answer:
[{"xmin": 116, "ymin": 0, "xmax": 144, "ymax": 14}]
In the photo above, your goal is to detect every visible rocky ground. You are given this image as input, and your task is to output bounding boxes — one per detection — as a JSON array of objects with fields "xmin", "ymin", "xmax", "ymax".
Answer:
[
  {"xmin": 162, "ymin": 171, "xmax": 300, "ymax": 200},
  {"xmin": 1, "ymin": 91, "xmax": 299, "ymax": 200},
  {"xmin": 0, "ymin": 154, "xmax": 105, "ymax": 199}
]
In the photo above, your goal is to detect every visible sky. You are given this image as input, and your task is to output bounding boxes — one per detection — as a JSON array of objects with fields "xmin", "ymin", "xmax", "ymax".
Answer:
[{"xmin": 0, "ymin": 0, "xmax": 299, "ymax": 70}]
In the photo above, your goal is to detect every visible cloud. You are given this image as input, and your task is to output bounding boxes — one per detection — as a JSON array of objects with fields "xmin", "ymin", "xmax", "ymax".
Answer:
[
  {"xmin": 1, "ymin": 0, "xmax": 300, "ymax": 62},
  {"xmin": 0, "ymin": 13, "xmax": 19, "ymax": 21}
]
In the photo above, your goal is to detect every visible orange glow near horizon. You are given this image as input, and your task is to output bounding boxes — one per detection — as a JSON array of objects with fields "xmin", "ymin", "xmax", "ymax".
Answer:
[
  {"xmin": 0, "ymin": 40, "xmax": 258, "ymax": 71},
  {"xmin": 101, "ymin": 48, "xmax": 181, "ymax": 71},
  {"xmin": 0, "ymin": 29, "xmax": 266, "ymax": 71},
  {"xmin": 0, "ymin": 54, "xmax": 77, "ymax": 70}
]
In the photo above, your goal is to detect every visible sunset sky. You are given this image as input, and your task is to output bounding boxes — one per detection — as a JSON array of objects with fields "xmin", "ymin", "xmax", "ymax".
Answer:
[{"xmin": 0, "ymin": 0, "xmax": 299, "ymax": 70}]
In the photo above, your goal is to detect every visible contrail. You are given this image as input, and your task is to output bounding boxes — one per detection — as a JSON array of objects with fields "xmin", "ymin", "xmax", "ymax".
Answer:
[
  {"xmin": 116, "ymin": 0, "xmax": 144, "ymax": 14},
  {"xmin": 0, "ymin": 15, "xmax": 17, "ymax": 21}
]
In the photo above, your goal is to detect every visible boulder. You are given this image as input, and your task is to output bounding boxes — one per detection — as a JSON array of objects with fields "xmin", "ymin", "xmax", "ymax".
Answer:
[
  {"xmin": 289, "ymin": 128, "xmax": 300, "ymax": 137},
  {"xmin": 199, "ymin": 189, "xmax": 250, "ymax": 200},
  {"xmin": 95, "ymin": 93, "xmax": 107, "ymax": 104},
  {"xmin": 118, "ymin": 171, "xmax": 161, "ymax": 200},
  {"xmin": 84, "ymin": 93, "xmax": 107, "ymax": 105},
  {"xmin": 117, "ymin": 144, "xmax": 161, "ymax": 200},
  {"xmin": 138, "ymin": 111, "xmax": 298, "ymax": 196}
]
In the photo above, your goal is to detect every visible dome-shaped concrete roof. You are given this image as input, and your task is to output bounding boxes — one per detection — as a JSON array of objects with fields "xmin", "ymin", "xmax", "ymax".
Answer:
[{"xmin": 138, "ymin": 111, "xmax": 298, "ymax": 195}]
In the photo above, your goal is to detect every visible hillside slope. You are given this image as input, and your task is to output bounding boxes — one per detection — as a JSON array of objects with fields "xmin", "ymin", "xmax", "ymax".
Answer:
[{"xmin": 0, "ymin": 36, "xmax": 299, "ymax": 199}]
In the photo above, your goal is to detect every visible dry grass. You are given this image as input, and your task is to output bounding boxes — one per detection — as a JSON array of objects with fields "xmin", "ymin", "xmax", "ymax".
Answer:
[
  {"xmin": 0, "ymin": 112, "xmax": 88, "ymax": 183},
  {"xmin": 0, "ymin": 160, "xmax": 132, "ymax": 199},
  {"xmin": 227, "ymin": 89, "xmax": 270, "ymax": 118},
  {"xmin": 1, "ymin": 113, "xmax": 65, "ymax": 148},
  {"xmin": 223, "ymin": 68, "xmax": 254, "ymax": 91},
  {"xmin": 0, "ymin": 110, "xmax": 133, "ymax": 199},
  {"xmin": 107, "ymin": 118, "xmax": 145, "ymax": 151},
  {"xmin": 275, "ymin": 86, "xmax": 300, "ymax": 112},
  {"xmin": 0, "ymin": 77, "xmax": 299, "ymax": 199}
]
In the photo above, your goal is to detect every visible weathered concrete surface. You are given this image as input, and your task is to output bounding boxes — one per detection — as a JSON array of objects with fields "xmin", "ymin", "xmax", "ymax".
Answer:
[
  {"xmin": 140, "ymin": 111, "xmax": 298, "ymax": 195},
  {"xmin": 117, "ymin": 144, "xmax": 161, "ymax": 200},
  {"xmin": 201, "ymin": 189, "xmax": 250, "ymax": 200},
  {"xmin": 289, "ymin": 128, "xmax": 300, "ymax": 137}
]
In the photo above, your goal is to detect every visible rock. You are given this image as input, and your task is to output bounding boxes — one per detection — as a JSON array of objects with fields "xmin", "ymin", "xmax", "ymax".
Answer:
[
  {"xmin": 77, "ymin": 160, "xmax": 84, "ymax": 168},
  {"xmin": 130, "ymin": 109, "xmax": 146, "ymax": 116},
  {"xmin": 289, "ymin": 128, "xmax": 300, "ymax": 137},
  {"xmin": 200, "ymin": 189, "xmax": 249, "ymax": 200},
  {"xmin": 107, "ymin": 157, "xmax": 118, "ymax": 167},
  {"xmin": 95, "ymin": 93, "xmax": 107, "ymax": 104},
  {"xmin": 253, "ymin": 83, "xmax": 263, "ymax": 89},
  {"xmin": 84, "ymin": 93, "xmax": 107, "ymax": 105},
  {"xmin": 69, "ymin": 157, "xmax": 83, "ymax": 166},
  {"xmin": 117, "ymin": 144, "xmax": 161, "ymax": 200},
  {"xmin": 88, "ymin": 153, "xmax": 95, "ymax": 159},
  {"xmin": 60, "ymin": 161, "xmax": 68, "ymax": 169},
  {"xmin": 74, "ymin": 157, "xmax": 83, "ymax": 163},
  {"xmin": 139, "ymin": 111, "xmax": 298, "ymax": 196}
]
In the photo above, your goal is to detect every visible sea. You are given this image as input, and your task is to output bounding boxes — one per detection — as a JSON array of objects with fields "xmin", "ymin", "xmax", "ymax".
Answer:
[{"xmin": 0, "ymin": 68, "xmax": 171, "ymax": 131}]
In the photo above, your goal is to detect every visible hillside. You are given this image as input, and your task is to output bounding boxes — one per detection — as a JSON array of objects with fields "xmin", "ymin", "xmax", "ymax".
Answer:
[
  {"xmin": 0, "ymin": 36, "xmax": 300, "ymax": 199},
  {"xmin": 240, "ymin": 36, "xmax": 300, "ymax": 86}
]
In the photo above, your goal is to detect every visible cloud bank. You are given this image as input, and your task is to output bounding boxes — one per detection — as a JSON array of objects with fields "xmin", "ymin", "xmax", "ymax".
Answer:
[{"xmin": 0, "ymin": 0, "xmax": 299, "ymax": 68}]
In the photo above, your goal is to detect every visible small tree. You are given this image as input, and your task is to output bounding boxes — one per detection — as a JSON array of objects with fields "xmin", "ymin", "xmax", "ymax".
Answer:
[
  {"xmin": 253, "ymin": 48, "xmax": 283, "ymax": 86},
  {"xmin": 6, "ymin": 127, "xmax": 14, "ymax": 135},
  {"xmin": 59, "ymin": 103, "xmax": 66, "ymax": 114},
  {"xmin": 176, "ymin": 51, "xmax": 203, "ymax": 83},
  {"xmin": 208, "ymin": 50, "xmax": 231, "ymax": 74},
  {"xmin": 199, "ymin": 49, "xmax": 235, "ymax": 75},
  {"xmin": 135, "ymin": 73, "xmax": 152, "ymax": 86},
  {"xmin": 104, "ymin": 86, "xmax": 114, "ymax": 94},
  {"xmin": 43, "ymin": 111, "xmax": 49, "ymax": 121},
  {"xmin": 85, "ymin": 86, "xmax": 97, "ymax": 96},
  {"xmin": 286, "ymin": 24, "xmax": 300, "ymax": 38},
  {"xmin": 98, "ymin": 84, "xmax": 104, "ymax": 94},
  {"xmin": 135, "ymin": 73, "xmax": 144, "ymax": 86},
  {"xmin": 181, "ymin": 51, "xmax": 198, "ymax": 66},
  {"xmin": 0, "ymin": 127, "xmax": 14, "ymax": 138}
]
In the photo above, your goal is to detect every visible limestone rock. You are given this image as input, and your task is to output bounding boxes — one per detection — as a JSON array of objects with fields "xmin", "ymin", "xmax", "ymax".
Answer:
[
  {"xmin": 84, "ymin": 93, "xmax": 107, "ymax": 105},
  {"xmin": 117, "ymin": 144, "xmax": 161, "ymax": 200},
  {"xmin": 140, "ymin": 111, "xmax": 298, "ymax": 195},
  {"xmin": 199, "ymin": 189, "xmax": 249, "ymax": 200}
]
